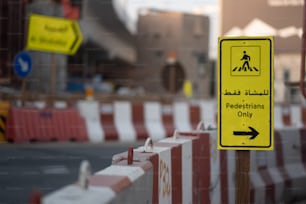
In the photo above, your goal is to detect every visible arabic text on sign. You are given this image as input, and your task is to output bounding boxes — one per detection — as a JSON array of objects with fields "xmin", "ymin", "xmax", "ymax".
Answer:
[{"xmin": 223, "ymin": 89, "xmax": 269, "ymax": 96}]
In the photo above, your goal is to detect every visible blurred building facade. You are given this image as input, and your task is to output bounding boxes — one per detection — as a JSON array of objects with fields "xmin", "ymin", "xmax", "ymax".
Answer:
[
  {"xmin": 26, "ymin": 0, "xmax": 66, "ymax": 93},
  {"xmin": 0, "ymin": 0, "xmax": 26, "ymax": 85},
  {"xmin": 134, "ymin": 10, "xmax": 213, "ymax": 98},
  {"xmin": 1, "ymin": 0, "xmax": 214, "ymax": 99},
  {"xmin": 0, "ymin": 0, "xmax": 81, "ymax": 93},
  {"xmin": 221, "ymin": 0, "xmax": 304, "ymax": 103}
]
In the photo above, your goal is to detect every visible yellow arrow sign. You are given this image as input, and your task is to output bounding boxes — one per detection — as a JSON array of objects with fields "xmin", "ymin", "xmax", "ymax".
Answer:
[
  {"xmin": 218, "ymin": 36, "xmax": 274, "ymax": 150},
  {"xmin": 26, "ymin": 14, "xmax": 83, "ymax": 55}
]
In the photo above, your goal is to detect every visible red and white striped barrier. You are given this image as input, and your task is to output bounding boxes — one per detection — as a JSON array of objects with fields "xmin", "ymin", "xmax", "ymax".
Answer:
[
  {"xmin": 6, "ymin": 106, "xmax": 88, "ymax": 143},
  {"xmin": 274, "ymin": 104, "xmax": 305, "ymax": 128},
  {"xmin": 78, "ymin": 100, "xmax": 216, "ymax": 142},
  {"xmin": 79, "ymin": 101, "xmax": 306, "ymax": 143},
  {"xmin": 6, "ymin": 100, "xmax": 213, "ymax": 143},
  {"xmin": 6, "ymin": 100, "xmax": 306, "ymax": 145},
  {"xmin": 77, "ymin": 101, "xmax": 104, "ymax": 142},
  {"xmin": 219, "ymin": 128, "xmax": 306, "ymax": 204},
  {"xmin": 131, "ymin": 134, "xmax": 211, "ymax": 203},
  {"xmin": 43, "ymin": 159, "xmax": 153, "ymax": 204},
  {"xmin": 41, "ymin": 126, "xmax": 306, "ymax": 203},
  {"xmin": 250, "ymin": 128, "xmax": 306, "ymax": 203},
  {"xmin": 42, "ymin": 126, "xmax": 218, "ymax": 204}
]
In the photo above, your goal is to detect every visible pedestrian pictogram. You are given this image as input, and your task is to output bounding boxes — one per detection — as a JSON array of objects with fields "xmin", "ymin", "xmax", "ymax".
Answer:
[
  {"xmin": 218, "ymin": 36, "xmax": 274, "ymax": 150},
  {"xmin": 231, "ymin": 46, "xmax": 261, "ymax": 76},
  {"xmin": 232, "ymin": 51, "xmax": 259, "ymax": 73}
]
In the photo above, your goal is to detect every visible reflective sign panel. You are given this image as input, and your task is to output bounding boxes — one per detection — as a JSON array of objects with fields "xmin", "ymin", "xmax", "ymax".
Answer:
[
  {"xmin": 26, "ymin": 14, "xmax": 83, "ymax": 55},
  {"xmin": 218, "ymin": 36, "xmax": 274, "ymax": 150}
]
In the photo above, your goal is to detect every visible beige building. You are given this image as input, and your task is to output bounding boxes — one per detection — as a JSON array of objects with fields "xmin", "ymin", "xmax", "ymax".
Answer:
[
  {"xmin": 134, "ymin": 10, "xmax": 213, "ymax": 98},
  {"xmin": 221, "ymin": 0, "xmax": 304, "ymax": 103}
]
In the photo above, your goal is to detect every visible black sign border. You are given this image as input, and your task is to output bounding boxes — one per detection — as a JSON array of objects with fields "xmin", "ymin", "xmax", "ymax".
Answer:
[{"xmin": 218, "ymin": 37, "xmax": 273, "ymax": 149}]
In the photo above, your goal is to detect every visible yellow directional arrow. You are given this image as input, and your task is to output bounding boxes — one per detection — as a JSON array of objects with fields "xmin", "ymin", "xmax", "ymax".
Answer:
[{"xmin": 26, "ymin": 14, "xmax": 83, "ymax": 55}]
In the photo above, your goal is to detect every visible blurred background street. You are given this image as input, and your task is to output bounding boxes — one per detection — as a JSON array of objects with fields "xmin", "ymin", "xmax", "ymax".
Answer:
[
  {"xmin": 0, "ymin": 142, "xmax": 138, "ymax": 204},
  {"xmin": 1, "ymin": 0, "xmax": 306, "ymax": 203}
]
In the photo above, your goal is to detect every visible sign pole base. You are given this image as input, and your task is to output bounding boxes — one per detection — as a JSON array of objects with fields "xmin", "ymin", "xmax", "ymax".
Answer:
[{"xmin": 235, "ymin": 150, "xmax": 250, "ymax": 204}]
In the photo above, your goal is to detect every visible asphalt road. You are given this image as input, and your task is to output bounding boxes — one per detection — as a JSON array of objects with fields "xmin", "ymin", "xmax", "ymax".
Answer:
[{"xmin": 0, "ymin": 142, "xmax": 141, "ymax": 204}]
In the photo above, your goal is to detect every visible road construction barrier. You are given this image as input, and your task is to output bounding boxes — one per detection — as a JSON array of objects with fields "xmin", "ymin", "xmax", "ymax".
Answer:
[
  {"xmin": 77, "ymin": 100, "xmax": 104, "ymax": 142},
  {"xmin": 75, "ymin": 100, "xmax": 213, "ymax": 142},
  {"xmin": 41, "ymin": 125, "xmax": 220, "ymax": 204},
  {"xmin": 0, "ymin": 101, "xmax": 10, "ymax": 142},
  {"xmin": 40, "ymin": 125, "xmax": 306, "ymax": 203},
  {"xmin": 6, "ymin": 106, "xmax": 88, "ymax": 143},
  {"xmin": 1, "ymin": 100, "xmax": 306, "ymax": 142},
  {"xmin": 218, "ymin": 128, "xmax": 306, "ymax": 204},
  {"xmin": 43, "ymin": 159, "xmax": 153, "ymax": 204},
  {"xmin": 112, "ymin": 130, "xmax": 216, "ymax": 203},
  {"xmin": 84, "ymin": 102, "xmax": 306, "ymax": 141},
  {"xmin": 274, "ymin": 104, "xmax": 305, "ymax": 128},
  {"xmin": 250, "ymin": 128, "xmax": 306, "ymax": 203}
]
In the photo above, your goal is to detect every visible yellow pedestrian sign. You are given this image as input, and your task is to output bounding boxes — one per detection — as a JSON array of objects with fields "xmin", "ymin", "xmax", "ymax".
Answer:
[
  {"xmin": 218, "ymin": 36, "xmax": 274, "ymax": 150},
  {"xmin": 26, "ymin": 14, "xmax": 83, "ymax": 55}
]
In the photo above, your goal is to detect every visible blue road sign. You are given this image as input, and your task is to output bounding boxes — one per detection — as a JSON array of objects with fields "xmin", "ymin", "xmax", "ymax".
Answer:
[{"xmin": 13, "ymin": 51, "xmax": 32, "ymax": 79}]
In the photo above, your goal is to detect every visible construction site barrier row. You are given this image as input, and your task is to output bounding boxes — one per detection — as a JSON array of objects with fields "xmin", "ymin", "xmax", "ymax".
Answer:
[
  {"xmin": 6, "ymin": 107, "xmax": 88, "ymax": 143},
  {"xmin": 41, "ymin": 127, "xmax": 306, "ymax": 203},
  {"xmin": 3, "ymin": 99, "xmax": 306, "ymax": 143}
]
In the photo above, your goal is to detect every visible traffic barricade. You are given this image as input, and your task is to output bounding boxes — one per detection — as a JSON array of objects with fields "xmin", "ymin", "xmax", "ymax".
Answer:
[
  {"xmin": 132, "ymin": 102, "xmax": 148, "ymax": 140},
  {"xmin": 37, "ymin": 109, "xmax": 53, "ymax": 141},
  {"xmin": 274, "ymin": 104, "xmax": 305, "ymax": 128},
  {"xmin": 99, "ymin": 101, "xmax": 204, "ymax": 142},
  {"xmin": 6, "ymin": 107, "xmax": 88, "ymax": 143},
  {"xmin": 227, "ymin": 128, "xmax": 306, "ymax": 204},
  {"xmin": 177, "ymin": 130, "xmax": 220, "ymax": 203},
  {"xmin": 77, "ymin": 100, "xmax": 104, "ymax": 142},
  {"xmin": 43, "ymin": 159, "xmax": 154, "ymax": 204},
  {"xmin": 100, "ymin": 103, "xmax": 119, "ymax": 141},
  {"xmin": 0, "ymin": 101, "xmax": 10, "ymax": 142},
  {"xmin": 113, "ymin": 101, "xmax": 137, "ymax": 142},
  {"xmin": 55, "ymin": 108, "xmax": 88, "ymax": 142},
  {"xmin": 161, "ymin": 102, "xmax": 175, "ymax": 137},
  {"xmin": 198, "ymin": 100, "xmax": 217, "ymax": 129},
  {"xmin": 112, "ymin": 128, "xmax": 215, "ymax": 204},
  {"xmin": 6, "ymin": 107, "xmax": 40, "ymax": 142},
  {"xmin": 144, "ymin": 102, "xmax": 166, "ymax": 141},
  {"xmin": 100, "ymin": 101, "xmax": 138, "ymax": 142}
]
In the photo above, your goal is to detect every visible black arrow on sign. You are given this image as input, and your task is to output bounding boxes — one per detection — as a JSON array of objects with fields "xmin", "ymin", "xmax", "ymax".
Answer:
[
  {"xmin": 70, "ymin": 22, "xmax": 79, "ymax": 52},
  {"xmin": 233, "ymin": 126, "xmax": 259, "ymax": 140}
]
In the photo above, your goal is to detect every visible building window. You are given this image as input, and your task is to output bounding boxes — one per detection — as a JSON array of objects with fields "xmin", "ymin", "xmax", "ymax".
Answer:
[
  {"xmin": 290, "ymin": 87, "xmax": 300, "ymax": 104},
  {"xmin": 283, "ymin": 68, "xmax": 290, "ymax": 82}
]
